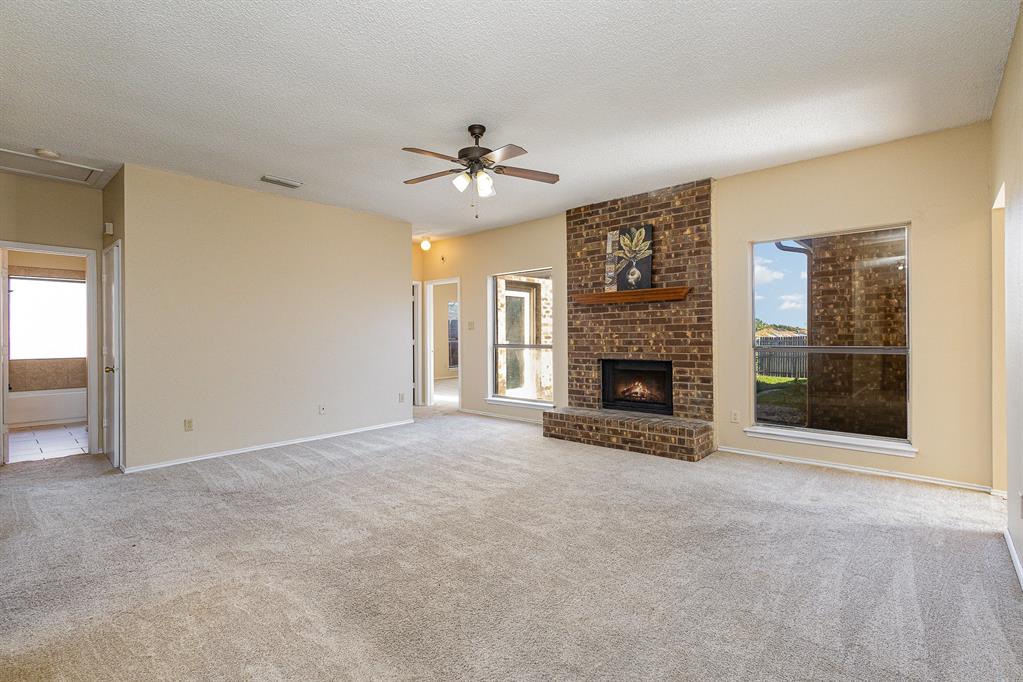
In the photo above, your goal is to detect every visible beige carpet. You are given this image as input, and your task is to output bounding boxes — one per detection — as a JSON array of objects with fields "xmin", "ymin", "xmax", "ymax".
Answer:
[{"xmin": 1, "ymin": 408, "xmax": 1020, "ymax": 680}]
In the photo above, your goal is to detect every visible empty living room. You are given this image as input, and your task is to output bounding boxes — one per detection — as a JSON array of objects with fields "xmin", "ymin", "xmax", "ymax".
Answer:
[{"xmin": 2, "ymin": 1, "xmax": 1023, "ymax": 679}]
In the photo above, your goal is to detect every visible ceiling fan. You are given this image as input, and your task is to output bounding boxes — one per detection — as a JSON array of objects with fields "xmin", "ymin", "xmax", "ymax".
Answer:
[{"xmin": 402, "ymin": 124, "xmax": 559, "ymax": 198}]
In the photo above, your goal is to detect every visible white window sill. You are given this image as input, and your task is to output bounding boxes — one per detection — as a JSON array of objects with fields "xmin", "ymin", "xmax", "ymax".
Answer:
[
  {"xmin": 486, "ymin": 396, "xmax": 555, "ymax": 410},
  {"xmin": 743, "ymin": 425, "xmax": 917, "ymax": 458}
]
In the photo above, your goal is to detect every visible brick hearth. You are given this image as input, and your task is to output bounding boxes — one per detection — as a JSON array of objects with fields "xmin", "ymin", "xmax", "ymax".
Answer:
[
  {"xmin": 542, "ymin": 178, "xmax": 715, "ymax": 461},
  {"xmin": 544, "ymin": 407, "xmax": 714, "ymax": 462}
]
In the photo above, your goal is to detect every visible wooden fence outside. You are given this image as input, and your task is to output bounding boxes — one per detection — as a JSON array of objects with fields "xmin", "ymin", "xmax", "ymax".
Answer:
[{"xmin": 755, "ymin": 335, "xmax": 807, "ymax": 378}]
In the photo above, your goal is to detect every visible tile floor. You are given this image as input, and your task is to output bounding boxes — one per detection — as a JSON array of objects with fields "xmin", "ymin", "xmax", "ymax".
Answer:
[{"xmin": 9, "ymin": 422, "xmax": 89, "ymax": 463}]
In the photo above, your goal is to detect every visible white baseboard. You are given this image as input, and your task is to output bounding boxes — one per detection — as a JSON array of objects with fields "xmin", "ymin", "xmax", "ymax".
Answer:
[
  {"xmin": 458, "ymin": 408, "xmax": 542, "ymax": 425},
  {"xmin": 120, "ymin": 419, "xmax": 414, "ymax": 473},
  {"xmin": 716, "ymin": 445, "xmax": 992, "ymax": 493},
  {"xmin": 1005, "ymin": 529, "xmax": 1023, "ymax": 592},
  {"xmin": 992, "ymin": 489, "xmax": 1009, "ymax": 499}
]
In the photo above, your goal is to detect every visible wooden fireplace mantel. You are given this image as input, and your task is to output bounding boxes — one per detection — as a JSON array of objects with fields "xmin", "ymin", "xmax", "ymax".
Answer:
[{"xmin": 573, "ymin": 286, "xmax": 692, "ymax": 305}]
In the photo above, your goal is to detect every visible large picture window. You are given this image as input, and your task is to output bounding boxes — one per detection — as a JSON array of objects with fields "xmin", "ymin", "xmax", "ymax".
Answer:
[
  {"xmin": 491, "ymin": 268, "xmax": 554, "ymax": 404},
  {"xmin": 752, "ymin": 225, "xmax": 908, "ymax": 441},
  {"xmin": 9, "ymin": 277, "xmax": 88, "ymax": 360}
]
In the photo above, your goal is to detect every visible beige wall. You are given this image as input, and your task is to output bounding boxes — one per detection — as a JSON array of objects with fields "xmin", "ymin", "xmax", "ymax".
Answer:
[
  {"xmin": 0, "ymin": 171, "xmax": 103, "ymax": 449},
  {"xmin": 992, "ymin": 8, "xmax": 1023, "ymax": 554},
  {"xmin": 714, "ymin": 123, "xmax": 994, "ymax": 487},
  {"xmin": 118, "ymin": 164, "xmax": 413, "ymax": 468},
  {"xmin": 0, "ymin": 171, "xmax": 103, "ymax": 252},
  {"xmin": 421, "ymin": 214, "xmax": 567, "ymax": 423},
  {"xmin": 411, "ymin": 242, "xmax": 424, "ymax": 281},
  {"xmin": 432, "ymin": 282, "xmax": 458, "ymax": 380}
]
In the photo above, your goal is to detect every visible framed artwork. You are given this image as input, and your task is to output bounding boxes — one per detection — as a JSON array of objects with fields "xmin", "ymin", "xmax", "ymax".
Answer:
[{"xmin": 604, "ymin": 224, "xmax": 654, "ymax": 291}]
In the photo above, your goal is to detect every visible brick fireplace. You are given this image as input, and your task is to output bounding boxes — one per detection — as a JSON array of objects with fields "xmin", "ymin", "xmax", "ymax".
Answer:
[{"xmin": 542, "ymin": 179, "xmax": 715, "ymax": 461}]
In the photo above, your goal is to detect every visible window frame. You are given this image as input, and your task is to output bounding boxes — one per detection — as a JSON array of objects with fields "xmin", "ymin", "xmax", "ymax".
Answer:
[
  {"xmin": 487, "ymin": 267, "xmax": 555, "ymax": 409},
  {"xmin": 447, "ymin": 301, "xmax": 459, "ymax": 370},
  {"xmin": 747, "ymin": 223, "xmax": 913, "ymax": 452},
  {"xmin": 8, "ymin": 275, "xmax": 89, "ymax": 360}
]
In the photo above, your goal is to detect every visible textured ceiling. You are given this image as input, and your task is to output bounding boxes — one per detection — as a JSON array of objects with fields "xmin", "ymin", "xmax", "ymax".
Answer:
[{"xmin": 1, "ymin": 1, "xmax": 1018, "ymax": 237}]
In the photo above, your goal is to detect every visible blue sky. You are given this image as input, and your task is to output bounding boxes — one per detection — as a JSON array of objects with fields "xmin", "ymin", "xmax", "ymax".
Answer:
[{"xmin": 753, "ymin": 241, "xmax": 808, "ymax": 329}]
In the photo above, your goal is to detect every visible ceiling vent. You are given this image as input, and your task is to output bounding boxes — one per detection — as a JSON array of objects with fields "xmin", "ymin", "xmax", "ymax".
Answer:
[
  {"xmin": 0, "ymin": 148, "xmax": 103, "ymax": 185},
  {"xmin": 260, "ymin": 174, "xmax": 302, "ymax": 189}
]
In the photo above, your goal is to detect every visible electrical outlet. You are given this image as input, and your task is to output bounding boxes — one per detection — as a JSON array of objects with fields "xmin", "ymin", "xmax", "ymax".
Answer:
[
  {"xmin": 318, "ymin": 404, "xmax": 326, "ymax": 415},
  {"xmin": 730, "ymin": 410, "xmax": 740, "ymax": 424},
  {"xmin": 398, "ymin": 392, "xmax": 405, "ymax": 404},
  {"xmin": 183, "ymin": 418, "xmax": 194, "ymax": 432}
]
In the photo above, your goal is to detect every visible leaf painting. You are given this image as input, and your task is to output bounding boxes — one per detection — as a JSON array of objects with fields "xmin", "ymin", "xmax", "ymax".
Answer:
[{"xmin": 613, "ymin": 224, "xmax": 654, "ymax": 290}]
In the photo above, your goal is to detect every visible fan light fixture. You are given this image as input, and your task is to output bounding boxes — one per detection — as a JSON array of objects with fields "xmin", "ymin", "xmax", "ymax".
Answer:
[
  {"xmin": 475, "ymin": 170, "xmax": 495, "ymax": 198},
  {"xmin": 452, "ymin": 171, "xmax": 471, "ymax": 193},
  {"xmin": 402, "ymin": 124, "xmax": 560, "ymax": 211},
  {"xmin": 420, "ymin": 239, "xmax": 432, "ymax": 252}
]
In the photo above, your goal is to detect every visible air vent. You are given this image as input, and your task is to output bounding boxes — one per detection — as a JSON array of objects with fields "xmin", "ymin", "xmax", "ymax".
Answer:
[
  {"xmin": 260, "ymin": 174, "xmax": 302, "ymax": 189},
  {"xmin": 0, "ymin": 148, "xmax": 102, "ymax": 184}
]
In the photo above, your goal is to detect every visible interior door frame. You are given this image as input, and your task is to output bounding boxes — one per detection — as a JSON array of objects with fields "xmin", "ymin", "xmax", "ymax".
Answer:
[
  {"xmin": 0, "ymin": 249, "xmax": 7, "ymax": 465},
  {"xmin": 412, "ymin": 281, "xmax": 423, "ymax": 406},
  {"xmin": 0, "ymin": 240, "xmax": 100, "ymax": 460},
  {"xmin": 102, "ymin": 240, "xmax": 125, "ymax": 470},
  {"xmin": 423, "ymin": 277, "xmax": 461, "ymax": 408}
]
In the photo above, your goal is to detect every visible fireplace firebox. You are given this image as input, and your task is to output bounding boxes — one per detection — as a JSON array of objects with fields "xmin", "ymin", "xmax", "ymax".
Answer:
[{"xmin": 601, "ymin": 359, "xmax": 673, "ymax": 415}]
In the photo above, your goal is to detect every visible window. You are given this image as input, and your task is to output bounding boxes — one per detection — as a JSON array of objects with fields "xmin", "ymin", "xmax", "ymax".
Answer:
[
  {"xmin": 491, "ymin": 268, "xmax": 554, "ymax": 404},
  {"xmin": 447, "ymin": 301, "xmax": 459, "ymax": 369},
  {"xmin": 752, "ymin": 225, "xmax": 908, "ymax": 441},
  {"xmin": 10, "ymin": 277, "xmax": 88, "ymax": 359}
]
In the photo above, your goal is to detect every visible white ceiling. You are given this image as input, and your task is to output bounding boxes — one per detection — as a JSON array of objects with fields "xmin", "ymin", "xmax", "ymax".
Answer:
[{"xmin": 1, "ymin": 1, "xmax": 1018, "ymax": 237}]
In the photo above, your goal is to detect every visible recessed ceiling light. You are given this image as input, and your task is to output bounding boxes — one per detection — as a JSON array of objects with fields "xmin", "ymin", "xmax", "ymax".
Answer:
[{"xmin": 34, "ymin": 148, "xmax": 61, "ymax": 159}]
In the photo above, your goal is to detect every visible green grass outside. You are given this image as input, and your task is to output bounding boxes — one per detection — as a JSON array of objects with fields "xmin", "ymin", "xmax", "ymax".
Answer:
[{"xmin": 755, "ymin": 375, "xmax": 807, "ymax": 410}]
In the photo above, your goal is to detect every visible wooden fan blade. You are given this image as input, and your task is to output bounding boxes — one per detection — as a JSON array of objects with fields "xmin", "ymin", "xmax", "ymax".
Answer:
[
  {"xmin": 482, "ymin": 144, "xmax": 527, "ymax": 164},
  {"xmin": 492, "ymin": 165, "xmax": 560, "ymax": 184},
  {"xmin": 403, "ymin": 169, "xmax": 462, "ymax": 184},
  {"xmin": 402, "ymin": 147, "xmax": 464, "ymax": 164}
]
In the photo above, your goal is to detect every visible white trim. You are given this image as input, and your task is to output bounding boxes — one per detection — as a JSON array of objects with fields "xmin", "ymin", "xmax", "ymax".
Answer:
[
  {"xmin": 717, "ymin": 445, "xmax": 989, "ymax": 493},
  {"xmin": 120, "ymin": 419, "xmax": 414, "ymax": 474},
  {"xmin": 485, "ymin": 396, "xmax": 554, "ymax": 410},
  {"xmin": 1004, "ymin": 529, "xmax": 1023, "ymax": 592},
  {"xmin": 991, "ymin": 489, "xmax": 1008, "ymax": 499},
  {"xmin": 744, "ymin": 424, "xmax": 917, "ymax": 458},
  {"xmin": 101, "ymin": 240, "xmax": 124, "ymax": 469},
  {"xmin": 458, "ymin": 407, "xmax": 543, "ymax": 425},
  {"xmin": 1, "ymin": 248, "xmax": 6, "ymax": 465},
  {"xmin": 412, "ymin": 281, "xmax": 423, "ymax": 406},
  {"xmin": 0, "ymin": 240, "xmax": 100, "ymax": 459}
]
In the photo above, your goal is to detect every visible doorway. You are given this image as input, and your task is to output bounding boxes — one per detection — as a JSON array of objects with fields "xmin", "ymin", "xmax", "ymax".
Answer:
[
  {"xmin": 0, "ymin": 242, "xmax": 100, "ymax": 464},
  {"xmin": 424, "ymin": 278, "xmax": 461, "ymax": 408}
]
